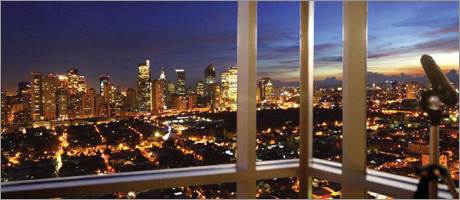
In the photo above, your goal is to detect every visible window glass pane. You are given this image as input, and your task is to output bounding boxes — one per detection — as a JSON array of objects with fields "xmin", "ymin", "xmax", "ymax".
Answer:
[
  {"xmin": 313, "ymin": 2, "xmax": 343, "ymax": 162},
  {"xmin": 367, "ymin": 1, "xmax": 459, "ymax": 184},
  {"xmin": 256, "ymin": 2, "xmax": 300, "ymax": 161},
  {"xmin": 1, "ymin": 1, "xmax": 237, "ymax": 182}
]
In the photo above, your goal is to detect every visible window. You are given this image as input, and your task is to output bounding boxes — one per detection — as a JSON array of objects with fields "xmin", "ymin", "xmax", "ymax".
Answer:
[
  {"xmin": 313, "ymin": 1, "xmax": 343, "ymax": 163},
  {"xmin": 2, "ymin": 2, "xmax": 458, "ymax": 199},
  {"xmin": 257, "ymin": 2, "xmax": 300, "ymax": 162},
  {"xmin": 367, "ymin": 2, "xmax": 459, "ymax": 185},
  {"xmin": 1, "ymin": 1, "xmax": 238, "ymax": 182}
]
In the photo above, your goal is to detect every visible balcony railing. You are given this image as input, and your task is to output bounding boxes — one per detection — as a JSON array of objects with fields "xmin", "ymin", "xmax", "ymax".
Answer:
[
  {"xmin": 1, "ymin": 1, "xmax": 459, "ymax": 199},
  {"xmin": 2, "ymin": 159, "xmax": 455, "ymax": 198}
]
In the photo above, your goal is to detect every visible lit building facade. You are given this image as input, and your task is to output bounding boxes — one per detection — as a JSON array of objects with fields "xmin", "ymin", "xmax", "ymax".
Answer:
[
  {"xmin": 137, "ymin": 60, "xmax": 152, "ymax": 113},
  {"xmin": 151, "ymin": 79, "xmax": 164, "ymax": 114},
  {"xmin": 175, "ymin": 69, "xmax": 186, "ymax": 96},
  {"xmin": 195, "ymin": 81, "xmax": 205, "ymax": 97},
  {"xmin": 406, "ymin": 82, "xmax": 417, "ymax": 99},
  {"xmin": 221, "ymin": 67, "xmax": 237, "ymax": 111},
  {"xmin": 259, "ymin": 77, "xmax": 274, "ymax": 102}
]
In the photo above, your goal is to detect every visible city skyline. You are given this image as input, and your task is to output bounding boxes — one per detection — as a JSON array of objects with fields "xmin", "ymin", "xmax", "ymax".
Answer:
[{"xmin": 2, "ymin": 1, "xmax": 459, "ymax": 92}]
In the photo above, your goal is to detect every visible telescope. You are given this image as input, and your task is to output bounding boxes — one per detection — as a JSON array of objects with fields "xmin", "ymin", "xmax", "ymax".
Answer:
[
  {"xmin": 415, "ymin": 55, "xmax": 458, "ymax": 199},
  {"xmin": 420, "ymin": 54, "xmax": 458, "ymax": 108}
]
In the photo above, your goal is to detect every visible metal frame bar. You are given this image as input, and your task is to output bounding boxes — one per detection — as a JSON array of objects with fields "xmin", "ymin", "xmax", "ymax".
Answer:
[
  {"xmin": 236, "ymin": 1, "xmax": 257, "ymax": 198},
  {"xmin": 2, "ymin": 159, "xmax": 455, "ymax": 199},
  {"xmin": 299, "ymin": 1, "xmax": 314, "ymax": 198},
  {"xmin": 342, "ymin": 1, "xmax": 368, "ymax": 198}
]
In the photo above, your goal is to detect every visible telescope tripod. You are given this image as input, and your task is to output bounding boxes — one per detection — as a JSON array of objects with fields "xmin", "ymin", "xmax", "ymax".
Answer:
[{"xmin": 417, "ymin": 90, "xmax": 459, "ymax": 199}]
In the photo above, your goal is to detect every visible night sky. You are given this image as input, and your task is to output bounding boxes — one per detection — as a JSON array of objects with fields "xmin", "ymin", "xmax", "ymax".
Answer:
[{"xmin": 2, "ymin": 1, "xmax": 459, "ymax": 93}]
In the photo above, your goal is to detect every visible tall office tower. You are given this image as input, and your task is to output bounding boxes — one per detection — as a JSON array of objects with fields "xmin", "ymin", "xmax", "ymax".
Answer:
[
  {"xmin": 99, "ymin": 76, "xmax": 110, "ymax": 96},
  {"xmin": 67, "ymin": 68, "xmax": 86, "ymax": 93},
  {"xmin": 42, "ymin": 74, "xmax": 58, "ymax": 120},
  {"xmin": 406, "ymin": 82, "xmax": 417, "ymax": 99},
  {"xmin": 31, "ymin": 73, "xmax": 43, "ymax": 121},
  {"xmin": 259, "ymin": 77, "xmax": 274, "ymax": 102},
  {"xmin": 18, "ymin": 81, "xmax": 32, "ymax": 110},
  {"xmin": 167, "ymin": 81, "xmax": 176, "ymax": 95},
  {"xmin": 137, "ymin": 60, "xmax": 152, "ymax": 113},
  {"xmin": 126, "ymin": 88, "xmax": 137, "ymax": 112},
  {"xmin": 175, "ymin": 69, "xmax": 186, "ymax": 95},
  {"xmin": 1, "ymin": 89, "xmax": 8, "ymax": 125},
  {"xmin": 210, "ymin": 83, "xmax": 221, "ymax": 112},
  {"xmin": 159, "ymin": 68, "xmax": 168, "ymax": 108},
  {"xmin": 56, "ymin": 88, "xmax": 69, "ymax": 120},
  {"xmin": 195, "ymin": 81, "xmax": 205, "ymax": 97},
  {"xmin": 205, "ymin": 64, "xmax": 216, "ymax": 85},
  {"xmin": 95, "ymin": 94, "xmax": 109, "ymax": 117},
  {"xmin": 159, "ymin": 68, "xmax": 166, "ymax": 80},
  {"xmin": 82, "ymin": 88, "xmax": 96, "ymax": 118},
  {"xmin": 114, "ymin": 89, "xmax": 125, "ymax": 116},
  {"xmin": 221, "ymin": 67, "xmax": 238, "ymax": 111},
  {"xmin": 151, "ymin": 79, "xmax": 164, "ymax": 114}
]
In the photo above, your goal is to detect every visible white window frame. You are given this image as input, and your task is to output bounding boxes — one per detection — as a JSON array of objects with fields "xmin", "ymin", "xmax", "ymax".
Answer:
[{"xmin": 2, "ymin": 1, "xmax": 458, "ymax": 199}]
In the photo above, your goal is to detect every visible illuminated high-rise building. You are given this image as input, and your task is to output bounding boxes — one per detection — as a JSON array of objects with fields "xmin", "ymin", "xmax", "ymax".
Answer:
[
  {"xmin": 137, "ymin": 60, "xmax": 152, "ymax": 112},
  {"xmin": 406, "ymin": 82, "xmax": 417, "ymax": 99},
  {"xmin": 167, "ymin": 81, "xmax": 175, "ymax": 95},
  {"xmin": 18, "ymin": 81, "xmax": 32, "ymax": 111},
  {"xmin": 196, "ymin": 81, "xmax": 205, "ymax": 97},
  {"xmin": 99, "ymin": 76, "xmax": 110, "ymax": 96},
  {"xmin": 205, "ymin": 64, "xmax": 216, "ymax": 85},
  {"xmin": 151, "ymin": 79, "xmax": 164, "ymax": 114},
  {"xmin": 210, "ymin": 83, "xmax": 221, "ymax": 112},
  {"xmin": 31, "ymin": 73, "xmax": 43, "ymax": 121},
  {"xmin": 175, "ymin": 69, "xmax": 186, "ymax": 96},
  {"xmin": 82, "ymin": 88, "xmax": 96, "ymax": 118},
  {"xmin": 1, "ymin": 89, "xmax": 8, "ymax": 125},
  {"xmin": 56, "ymin": 88, "xmax": 69, "ymax": 120},
  {"xmin": 259, "ymin": 77, "xmax": 274, "ymax": 102},
  {"xmin": 67, "ymin": 68, "xmax": 86, "ymax": 93},
  {"xmin": 42, "ymin": 74, "xmax": 58, "ymax": 120},
  {"xmin": 221, "ymin": 67, "xmax": 237, "ymax": 111}
]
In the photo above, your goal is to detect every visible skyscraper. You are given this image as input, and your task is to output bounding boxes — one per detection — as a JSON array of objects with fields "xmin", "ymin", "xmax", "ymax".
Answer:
[
  {"xmin": 31, "ymin": 73, "xmax": 43, "ymax": 121},
  {"xmin": 99, "ymin": 76, "xmax": 110, "ymax": 97},
  {"xmin": 259, "ymin": 77, "xmax": 274, "ymax": 102},
  {"xmin": 175, "ymin": 69, "xmax": 186, "ymax": 96},
  {"xmin": 221, "ymin": 67, "xmax": 237, "ymax": 111},
  {"xmin": 205, "ymin": 64, "xmax": 216, "ymax": 85},
  {"xmin": 196, "ymin": 81, "xmax": 205, "ymax": 97},
  {"xmin": 56, "ymin": 88, "xmax": 69, "ymax": 120},
  {"xmin": 151, "ymin": 79, "xmax": 164, "ymax": 114},
  {"xmin": 82, "ymin": 88, "xmax": 96, "ymax": 118},
  {"xmin": 42, "ymin": 74, "xmax": 58, "ymax": 120},
  {"xmin": 67, "ymin": 68, "xmax": 86, "ymax": 93},
  {"xmin": 137, "ymin": 60, "xmax": 152, "ymax": 113},
  {"xmin": 1, "ymin": 89, "xmax": 8, "ymax": 125}
]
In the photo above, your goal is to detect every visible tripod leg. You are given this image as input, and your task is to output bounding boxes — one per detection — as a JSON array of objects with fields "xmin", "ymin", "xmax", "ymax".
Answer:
[{"xmin": 428, "ymin": 125, "xmax": 439, "ymax": 199}]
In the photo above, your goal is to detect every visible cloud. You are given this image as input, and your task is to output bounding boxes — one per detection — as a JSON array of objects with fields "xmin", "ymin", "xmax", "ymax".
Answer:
[{"xmin": 423, "ymin": 23, "xmax": 459, "ymax": 36}]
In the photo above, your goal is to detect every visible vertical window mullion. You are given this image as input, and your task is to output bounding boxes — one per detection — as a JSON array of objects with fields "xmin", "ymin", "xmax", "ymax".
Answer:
[
  {"xmin": 236, "ymin": 1, "xmax": 257, "ymax": 198},
  {"xmin": 299, "ymin": 1, "xmax": 314, "ymax": 198},
  {"xmin": 342, "ymin": 1, "xmax": 368, "ymax": 198}
]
